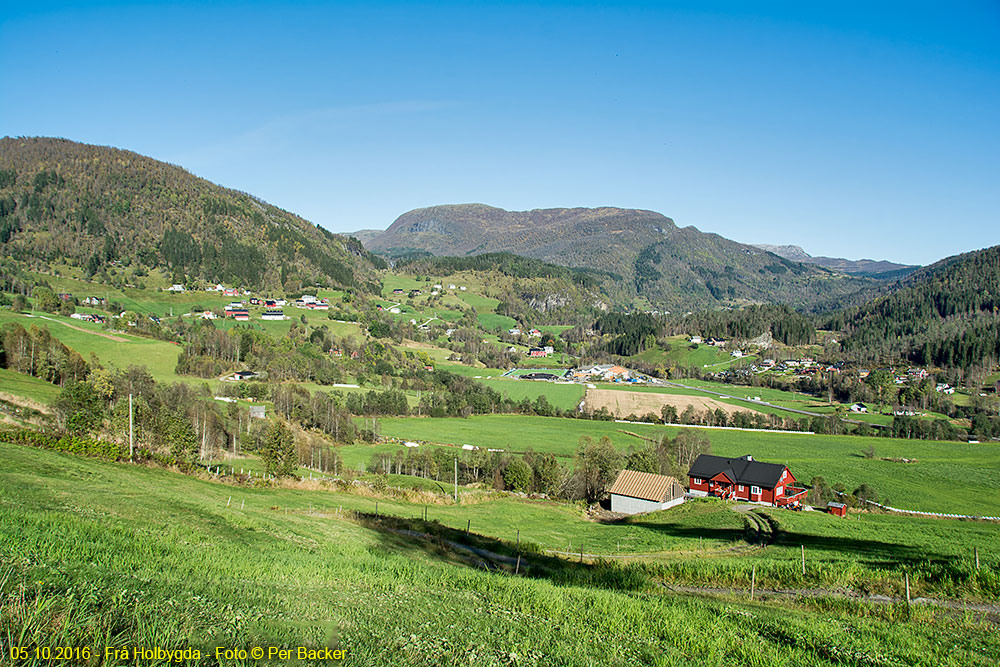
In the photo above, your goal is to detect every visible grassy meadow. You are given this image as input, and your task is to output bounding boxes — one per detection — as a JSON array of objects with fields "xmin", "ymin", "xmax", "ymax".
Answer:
[
  {"xmin": 370, "ymin": 414, "xmax": 1000, "ymax": 515},
  {"xmin": 3, "ymin": 442, "xmax": 999, "ymax": 666}
]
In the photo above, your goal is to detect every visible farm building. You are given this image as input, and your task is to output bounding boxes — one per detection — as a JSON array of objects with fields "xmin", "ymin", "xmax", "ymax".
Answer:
[
  {"xmin": 262, "ymin": 309, "xmax": 286, "ymax": 320},
  {"xmin": 607, "ymin": 470, "xmax": 685, "ymax": 514},
  {"xmin": 687, "ymin": 454, "xmax": 807, "ymax": 507},
  {"xmin": 849, "ymin": 403, "xmax": 868, "ymax": 413},
  {"xmin": 249, "ymin": 405, "xmax": 266, "ymax": 419},
  {"xmin": 827, "ymin": 501, "xmax": 847, "ymax": 517}
]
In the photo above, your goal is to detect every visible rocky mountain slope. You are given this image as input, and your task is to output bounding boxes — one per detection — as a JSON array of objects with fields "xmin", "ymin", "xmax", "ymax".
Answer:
[{"xmin": 366, "ymin": 204, "xmax": 874, "ymax": 311}]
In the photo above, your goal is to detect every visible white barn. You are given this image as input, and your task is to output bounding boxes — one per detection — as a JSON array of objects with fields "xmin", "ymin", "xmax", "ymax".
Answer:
[{"xmin": 607, "ymin": 470, "xmax": 685, "ymax": 515}]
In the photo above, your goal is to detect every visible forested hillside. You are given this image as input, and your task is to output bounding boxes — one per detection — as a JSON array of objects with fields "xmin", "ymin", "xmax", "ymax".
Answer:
[
  {"xmin": 366, "ymin": 204, "xmax": 875, "ymax": 311},
  {"xmin": 826, "ymin": 245, "xmax": 1000, "ymax": 369},
  {"xmin": 0, "ymin": 137, "xmax": 384, "ymax": 292}
]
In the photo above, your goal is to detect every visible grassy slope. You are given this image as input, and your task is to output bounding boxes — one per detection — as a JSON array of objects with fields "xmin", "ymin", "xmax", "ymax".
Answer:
[
  {"xmin": 0, "ymin": 310, "xmax": 185, "ymax": 382},
  {"xmin": 371, "ymin": 415, "xmax": 1000, "ymax": 515},
  {"xmin": 2, "ymin": 443, "xmax": 998, "ymax": 666},
  {"xmin": 0, "ymin": 367, "xmax": 62, "ymax": 405}
]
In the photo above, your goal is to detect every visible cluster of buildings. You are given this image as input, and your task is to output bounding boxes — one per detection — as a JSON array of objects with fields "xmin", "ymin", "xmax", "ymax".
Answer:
[
  {"xmin": 69, "ymin": 312, "xmax": 106, "ymax": 324},
  {"xmin": 608, "ymin": 453, "xmax": 830, "ymax": 516}
]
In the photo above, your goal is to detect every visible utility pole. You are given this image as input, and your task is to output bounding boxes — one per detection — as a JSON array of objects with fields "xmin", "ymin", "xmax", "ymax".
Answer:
[{"xmin": 128, "ymin": 393, "xmax": 134, "ymax": 461}]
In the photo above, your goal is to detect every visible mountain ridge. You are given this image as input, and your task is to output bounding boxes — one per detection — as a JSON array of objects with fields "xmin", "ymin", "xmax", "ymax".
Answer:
[
  {"xmin": 0, "ymin": 137, "xmax": 383, "ymax": 292},
  {"xmin": 365, "ymin": 203, "xmax": 875, "ymax": 312},
  {"xmin": 753, "ymin": 243, "xmax": 918, "ymax": 276}
]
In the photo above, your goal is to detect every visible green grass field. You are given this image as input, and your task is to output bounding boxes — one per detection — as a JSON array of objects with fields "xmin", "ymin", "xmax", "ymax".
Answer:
[
  {"xmin": 372, "ymin": 414, "xmax": 1000, "ymax": 516},
  {"xmin": 479, "ymin": 378, "xmax": 585, "ymax": 410},
  {"xmin": 634, "ymin": 336, "xmax": 754, "ymax": 370},
  {"xmin": 0, "ymin": 310, "xmax": 186, "ymax": 382},
  {"xmin": 3, "ymin": 442, "xmax": 998, "ymax": 665},
  {"xmin": 0, "ymin": 367, "xmax": 62, "ymax": 405}
]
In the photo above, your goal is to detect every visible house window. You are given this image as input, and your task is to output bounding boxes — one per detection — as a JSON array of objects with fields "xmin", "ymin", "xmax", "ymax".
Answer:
[
  {"xmin": 776, "ymin": 486, "xmax": 783, "ymax": 496},
  {"xmin": 692, "ymin": 478, "xmax": 702, "ymax": 485},
  {"xmin": 751, "ymin": 486, "xmax": 761, "ymax": 495},
  {"xmin": 738, "ymin": 485, "xmax": 745, "ymax": 492}
]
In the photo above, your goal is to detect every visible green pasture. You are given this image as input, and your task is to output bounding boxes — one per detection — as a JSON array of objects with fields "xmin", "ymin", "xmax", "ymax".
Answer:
[
  {"xmin": 2, "ymin": 443, "xmax": 999, "ymax": 666},
  {"xmin": 0, "ymin": 310, "xmax": 185, "ymax": 383},
  {"xmin": 0, "ymin": 367, "xmax": 62, "ymax": 405},
  {"xmin": 372, "ymin": 414, "xmax": 1000, "ymax": 515}
]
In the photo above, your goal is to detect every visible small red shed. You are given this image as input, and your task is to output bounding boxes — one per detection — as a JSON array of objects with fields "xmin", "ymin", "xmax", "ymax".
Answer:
[{"xmin": 827, "ymin": 501, "xmax": 847, "ymax": 517}]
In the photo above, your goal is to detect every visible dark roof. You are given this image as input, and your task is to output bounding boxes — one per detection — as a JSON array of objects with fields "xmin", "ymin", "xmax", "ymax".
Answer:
[{"xmin": 688, "ymin": 454, "xmax": 787, "ymax": 489}]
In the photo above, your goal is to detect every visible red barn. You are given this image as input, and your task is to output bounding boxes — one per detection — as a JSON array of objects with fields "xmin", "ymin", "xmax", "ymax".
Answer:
[
  {"xmin": 687, "ymin": 454, "xmax": 807, "ymax": 507},
  {"xmin": 827, "ymin": 501, "xmax": 848, "ymax": 517}
]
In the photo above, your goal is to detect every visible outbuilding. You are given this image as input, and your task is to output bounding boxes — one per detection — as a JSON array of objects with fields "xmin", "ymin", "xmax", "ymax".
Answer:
[
  {"xmin": 607, "ymin": 469, "xmax": 685, "ymax": 515},
  {"xmin": 827, "ymin": 501, "xmax": 847, "ymax": 517}
]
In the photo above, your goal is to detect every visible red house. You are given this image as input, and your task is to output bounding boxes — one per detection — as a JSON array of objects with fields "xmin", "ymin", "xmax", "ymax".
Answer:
[{"xmin": 687, "ymin": 454, "xmax": 807, "ymax": 507}]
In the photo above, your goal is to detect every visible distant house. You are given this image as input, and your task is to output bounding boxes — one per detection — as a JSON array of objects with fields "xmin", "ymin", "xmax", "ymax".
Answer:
[
  {"xmin": 167, "ymin": 284, "xmax": 185, "ymax": 292},
  {"xmin": 233, "ymin": 371, "xmax": 257, "ymax": 381},
  {"xmin": 82, "ymin": 296, "xmax": 105, "ymax": 306},
  {"xmin": 528, "ymin": 328, "xmax": 542, "ymax": 337},
  {"xmin": 689, "ymin": 335, "xmax": 703, "ymax": 344},
  {"xmin": 249, "ymin": 405, "xmax": 266, "ymax": 419},
  {"xmin": 57, "ymin": 292, "xmax": 73, "ymax": 301},
  {"xmin": 307, "ymin": 301, "xmax": 329, "ymax": 310},
  {"xmin": 262, "ymin": 309, "xmax": 286, "ymax": 320},
  {"xmin": 688, "ymin": 454, "xmax": 806, "ymax": 507},
  {"xmin": 527, "ymin": 347, "xmax": 548, "ymax": 357},
  {"xmin": 827, "ymin": 502, "xmax": 847, "ymax": 518},
  {"xmin": 508, "ymin": 328, "xmax": 521, "ymax": 336},
  {"xmin": 608, "ymin": 470, "xmax": 685, "ymax": 514},
  {"xmin": 392, "ymin": 288, "xmax": 405, "ymax": 294},
  {"xmin": 849, "ymin": 403, "xmax": 868, "ymax": 413},
  {"xmin": 223, "ymin": 288, "xmax": 240, "ymax": 297},
  {"xmin": 731, "ymin": 350, "xmax": 744, "ymax": 358},
  {"xmin": 936, "ymin": 383, "xmax": 955, "ymax": 394},
  {"xmin": 201, "ymin": 311, "xmax": 218, "ymax": 320}
]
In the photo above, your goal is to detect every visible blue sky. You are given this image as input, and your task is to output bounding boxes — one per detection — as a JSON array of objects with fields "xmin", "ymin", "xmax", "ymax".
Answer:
[{"xmin": 2, "ymin": 1, "xmax": 997, "ymax": 265}]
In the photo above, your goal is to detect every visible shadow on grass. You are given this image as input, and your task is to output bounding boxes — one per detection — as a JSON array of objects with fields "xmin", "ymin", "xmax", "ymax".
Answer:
[{"xmin": 352, "ymin": 511, "xmax": 651, "ymax": 593}]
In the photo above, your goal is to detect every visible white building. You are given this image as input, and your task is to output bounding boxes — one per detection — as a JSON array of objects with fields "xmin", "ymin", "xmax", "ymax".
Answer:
[{"xmin": 607, "ymin": 470, "xmax": 685, "ymax": 515}]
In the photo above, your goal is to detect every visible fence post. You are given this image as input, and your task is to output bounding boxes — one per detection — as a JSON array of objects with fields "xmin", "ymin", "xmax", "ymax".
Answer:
[
  {"xmin": 226, "ymin": 496, "xmax": 231, "ymax": 507},
  {"xmin": 515, "ymin": 553, "xmax": 521, "ymax": 575},
  {"xmin": 975, "ymin": 547, "xmax": 980, "ymax": 571},
  {"xmin": 516, "ymin": 529, "xmax": 520, "ymax": 549},
  {"xmin": 750, "ymin": 565, "xmax": 756, "ymax": 601},
  {"xmin": 905, "ymin": 572, "xmax": 911, "ymax": 609},
  {"xmin": 801, "ymin": 544, "xmax": 805, "ymax": 575},
  {"xmin": 466, "ymin": 519, "xmax": 470, "ymax": 536}
]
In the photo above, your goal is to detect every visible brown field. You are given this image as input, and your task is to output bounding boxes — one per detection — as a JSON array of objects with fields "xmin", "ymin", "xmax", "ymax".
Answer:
[{"xmin": 583, "ymin": 387, "xmax": 763, "ymax": 419}]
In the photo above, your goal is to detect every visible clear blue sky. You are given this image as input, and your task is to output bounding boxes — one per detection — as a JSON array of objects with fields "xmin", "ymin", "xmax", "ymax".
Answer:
[{"xmin": 2, "ymin": 1, "xmax": 997, "ymax": 265}]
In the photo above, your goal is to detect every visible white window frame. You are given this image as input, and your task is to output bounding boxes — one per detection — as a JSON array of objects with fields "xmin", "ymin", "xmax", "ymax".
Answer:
[
  {"xmin": 692, "ymin": 478, "xmax": 702, "ymax": 485},
  {"xmin": 776, "ymin": 486, "xmax": 783, "ymax": 496},
  {"xmin": 738, "ymin": 485, "xmax": 745, "ymax": 492},
  {"xmin": 751, "ymin": 485, "xmax": 761, "ymax": 495}
]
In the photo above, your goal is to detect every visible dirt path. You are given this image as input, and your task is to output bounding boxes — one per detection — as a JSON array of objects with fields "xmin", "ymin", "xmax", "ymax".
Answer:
[{"xmin": 25, "ymin": 314, "xmax": 129, "ymax": 342}]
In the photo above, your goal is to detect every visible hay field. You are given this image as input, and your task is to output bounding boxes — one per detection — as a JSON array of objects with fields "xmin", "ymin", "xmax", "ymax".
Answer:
[{"xmin": 583, "ymin": 387, "xmax": 763, "ymax": 418}]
